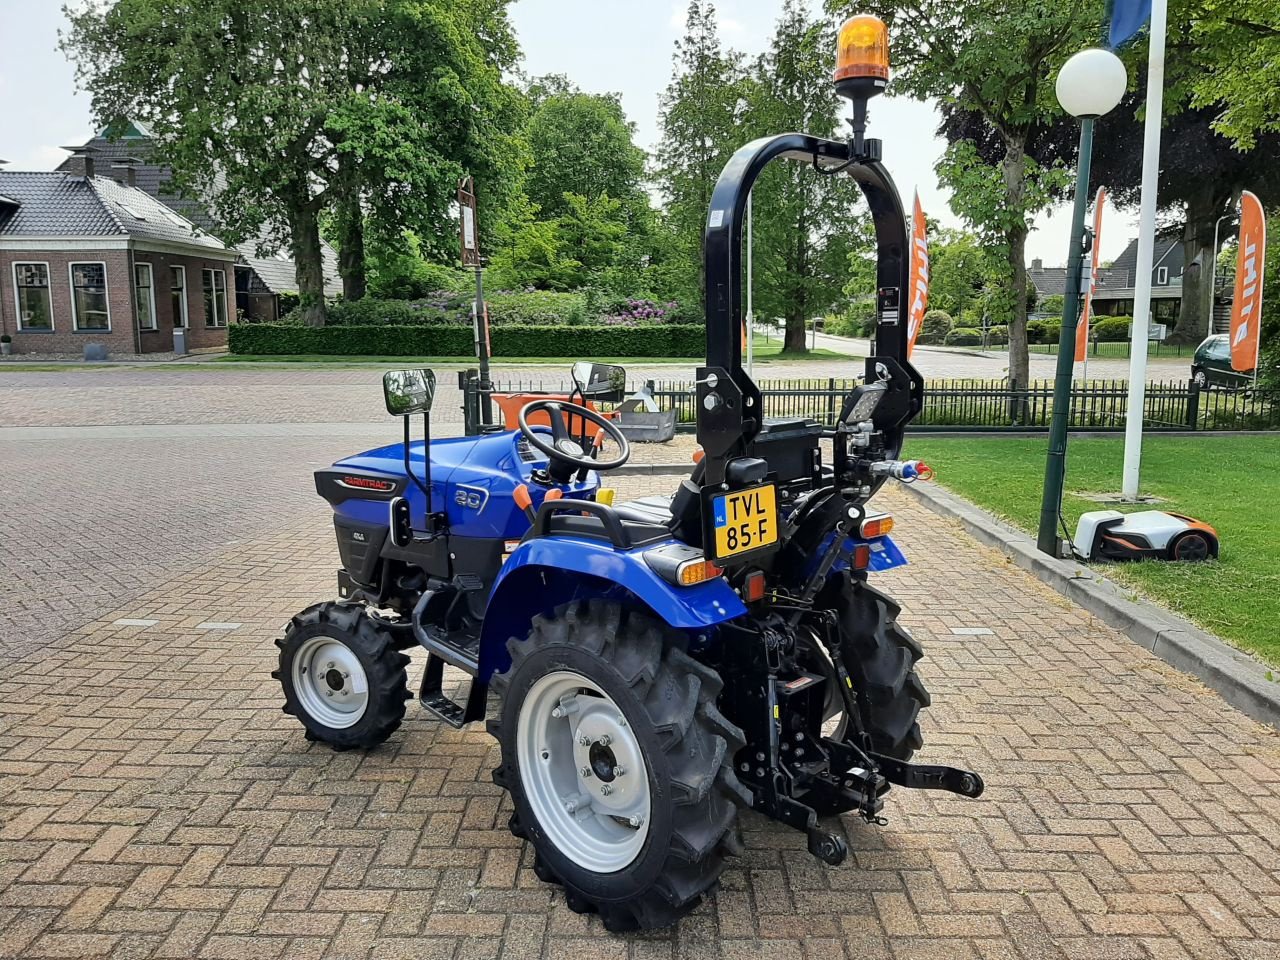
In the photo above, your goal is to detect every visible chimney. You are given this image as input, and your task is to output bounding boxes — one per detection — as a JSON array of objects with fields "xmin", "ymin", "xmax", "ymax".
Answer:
[
  {"xmin": 1031, "ymin": 258, "xmax": 1043, "ymax": 271},
  {"xmin": 111, "ymin": 157, "xmax": 142, "ymax": 188},
  {"xmin": 60, "ymin": 146, "xmax": 97, "ymax": 179}
]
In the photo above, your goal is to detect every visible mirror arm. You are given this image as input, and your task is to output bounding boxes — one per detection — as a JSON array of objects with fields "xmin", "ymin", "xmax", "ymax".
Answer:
[{"xmin": 402, "ymin": 415, "xmax": 432, "ymax": 533}]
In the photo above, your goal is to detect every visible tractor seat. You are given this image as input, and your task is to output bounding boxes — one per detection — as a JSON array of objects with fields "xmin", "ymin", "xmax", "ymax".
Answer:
[{"xmin": 612, "ymin": 495, "xmax": 675, "ymax": 525}]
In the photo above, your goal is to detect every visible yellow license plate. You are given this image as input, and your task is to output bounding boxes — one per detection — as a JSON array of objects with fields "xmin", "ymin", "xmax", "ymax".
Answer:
[{"xmin": 711, "ymin": 484, "xmax": 778, "ymax": 559}]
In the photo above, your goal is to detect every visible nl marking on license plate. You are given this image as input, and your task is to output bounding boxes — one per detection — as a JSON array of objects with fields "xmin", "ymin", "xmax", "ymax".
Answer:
[{"xmin": 712, "ymin": 484, "xmax": 778, "ymax": 559}]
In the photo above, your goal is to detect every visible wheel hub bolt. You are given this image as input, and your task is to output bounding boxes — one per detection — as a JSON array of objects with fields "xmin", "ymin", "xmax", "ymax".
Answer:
[
  {"xmin": 565, "ymin": 799, "xmax": 579, "ymax": 813},
  {"xmin": 598, "ymin": 734, "xmax": 612, "ymax": 747},
  {"xmin": 580, "ymin": 766, "xmax": 593, "ymax": 779},
  {"xmin": 326, "ymin": 690, "xmax": 334, "ymax": 697},
  {"xmin": 552, "ymin": 707, "xmax": 563, "ymax": 718},
  {"xmin": 600, "ymin": 784, "xmax": 613, "ymax": 796},
  {"xmin": 628, "ymin": 815, "xmax": 644, "ymax": 828},
  {"xmin": 612, "ymin": 765, "xmax": 626, "ymax": 778},
  {"xmin": 578, "ymin": 735, "xmax": 591, "ymax": 746},
  {"xmin": 327, "ymin": 662, "xmax": 335, "ymax": 670}
]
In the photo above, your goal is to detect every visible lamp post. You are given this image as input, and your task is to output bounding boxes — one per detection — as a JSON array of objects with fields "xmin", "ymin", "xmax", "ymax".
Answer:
[{"xmin": 1036, "ymin": 48, "xmax": 1128, "ymax": 556}]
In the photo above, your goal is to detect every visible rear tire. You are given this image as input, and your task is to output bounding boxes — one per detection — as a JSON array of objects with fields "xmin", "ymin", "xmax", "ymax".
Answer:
[
  {"xmin": 808, "ymin": 576, "xmax": 930, "ymax": 816},
  {"xmin": 274, "ymin": 602, "xmax": 411, "ymax": 750},
  {"xmin": 490, "ymin": 599, "xmax": 748, "ymax": 931},
  {"xmin": 1192, "ymin": 368, "xmax": 1208, "ymax": 389}
]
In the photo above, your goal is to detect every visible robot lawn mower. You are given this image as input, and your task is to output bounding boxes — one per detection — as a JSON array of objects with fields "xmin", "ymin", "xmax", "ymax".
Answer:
[{"xmin": 1073, "ymin": 510, "xmax": 1220, "ymax": 563}]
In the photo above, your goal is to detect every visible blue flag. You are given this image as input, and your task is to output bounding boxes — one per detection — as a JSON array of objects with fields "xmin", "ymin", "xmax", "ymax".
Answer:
[{"xmin": 1109, "ymin": 0, "xmax": 1152, "ymax": 49}]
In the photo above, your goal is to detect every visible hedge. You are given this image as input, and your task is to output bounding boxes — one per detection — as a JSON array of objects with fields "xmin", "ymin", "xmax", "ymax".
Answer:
[
  {"xmin": 944, "ymin": 327, "xmax": 982, "ymax": 346},
  {"xmin": 228, "ymin": 323, "xmax": 704, "ymax": 357},
  {"xmin": 1092, "ymin": 315, "xmax": 1132, "ymax": 342}
]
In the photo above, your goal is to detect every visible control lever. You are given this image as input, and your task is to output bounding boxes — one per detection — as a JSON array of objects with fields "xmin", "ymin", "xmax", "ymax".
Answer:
[{"xmin": 576, "ymin": 428, "xmax": 608, "ymax": 482}]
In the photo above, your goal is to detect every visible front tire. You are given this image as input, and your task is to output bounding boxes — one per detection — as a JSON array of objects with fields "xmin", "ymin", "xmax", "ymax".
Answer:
[
  {"xmin": 274, "ymin": 602, "xmax": 411, "ymax": 750},
  {"xmin": 490, "ymin": 600, "xmax": 748, "ymax": 931}
]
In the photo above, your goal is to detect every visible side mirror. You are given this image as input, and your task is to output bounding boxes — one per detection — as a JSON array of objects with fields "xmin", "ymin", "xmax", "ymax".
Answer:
[
  {"xmin": 383, "ymin": 369, "xmax": 437, "ymax": 417},
  {"xmin": 571, "ymin": 362, "xmax": 627, "ymax": 403}
]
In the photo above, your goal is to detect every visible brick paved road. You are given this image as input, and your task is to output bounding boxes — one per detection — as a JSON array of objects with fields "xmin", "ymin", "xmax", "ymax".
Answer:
[
  {"xmin": 2, "ymin": 471, "xmax": 1278, "ymax": 959},
  {"xmin": 1, "ymin": 367, "xmax": 1277, "ymax": 959}
]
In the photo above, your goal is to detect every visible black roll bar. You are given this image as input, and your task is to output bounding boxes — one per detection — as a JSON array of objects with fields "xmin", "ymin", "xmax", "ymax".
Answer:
[{"xmin": 698, "ymin": 133, "xmax": 920, "ymax": 484}]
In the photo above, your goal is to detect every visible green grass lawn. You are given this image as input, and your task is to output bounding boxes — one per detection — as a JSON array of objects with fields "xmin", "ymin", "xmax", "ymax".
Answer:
[{"xmin": 907, "ymin": 435, "xmax": 1280, "ymax": 667}]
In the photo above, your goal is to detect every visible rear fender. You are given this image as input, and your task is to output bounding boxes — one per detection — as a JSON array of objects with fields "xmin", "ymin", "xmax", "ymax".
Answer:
[{"xmin": 477, "ymin": 536, "xmax": 746, "ymax": 682}]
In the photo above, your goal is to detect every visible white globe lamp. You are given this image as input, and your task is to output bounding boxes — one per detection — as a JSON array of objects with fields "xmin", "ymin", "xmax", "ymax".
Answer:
[{"xmin": 1055, "ymin": 48, "xmax": 1128, "ymax": 119}]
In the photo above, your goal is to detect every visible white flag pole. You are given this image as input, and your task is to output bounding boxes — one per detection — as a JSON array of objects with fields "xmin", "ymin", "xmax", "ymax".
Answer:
[
  {"xmin": 1121, "ymin": 0, "xmax": 1167, "ymax": 500},
  {"xmin": 746, "ymin": 190, "xmax": 754, "ymax": 376}
]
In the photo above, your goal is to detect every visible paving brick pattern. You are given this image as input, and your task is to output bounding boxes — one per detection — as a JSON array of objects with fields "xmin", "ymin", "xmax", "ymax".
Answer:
[{"xmin": 3, "ymin": 468, "xmax": 1278, "ymax": 959}]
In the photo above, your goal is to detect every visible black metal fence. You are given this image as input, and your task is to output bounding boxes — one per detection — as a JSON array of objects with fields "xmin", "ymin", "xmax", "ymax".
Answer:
[{"xmin": 489, "ymin": 375, "xmax": 1278, "ymax": 433}]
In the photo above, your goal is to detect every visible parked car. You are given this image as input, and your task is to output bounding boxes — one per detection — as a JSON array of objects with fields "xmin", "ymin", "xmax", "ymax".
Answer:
[{"xmin": 1192, "ymin": 334, "xmax": 1253, "ymax": 389}]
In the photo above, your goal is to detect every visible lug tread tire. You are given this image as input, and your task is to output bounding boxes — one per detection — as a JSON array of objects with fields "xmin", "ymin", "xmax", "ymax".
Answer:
[
  {"xmin": 836, "ymin": 579, "xmax": 929, "ymax": 761},
  {"xmin": 276, "ymin": 601, "xmax": 410, "ymax": 750},
  {"xmin": 490, "ymin": 599, "xmax": 746, "ymax": 932}
]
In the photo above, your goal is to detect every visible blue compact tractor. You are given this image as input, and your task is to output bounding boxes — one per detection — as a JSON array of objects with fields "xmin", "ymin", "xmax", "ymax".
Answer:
[{"xmin": 275, "ymin": 16, "xmax": 982, "ymax": 931}]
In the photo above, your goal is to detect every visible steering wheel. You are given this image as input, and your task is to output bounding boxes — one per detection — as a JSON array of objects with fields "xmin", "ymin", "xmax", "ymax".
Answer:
[{"xmin": 517, "ymin": 399, "xmax": 630, "ymax": 480}]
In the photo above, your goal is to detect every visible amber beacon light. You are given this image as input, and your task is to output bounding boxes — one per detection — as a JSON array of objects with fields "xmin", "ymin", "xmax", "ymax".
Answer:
[{"xmin": 835, "ymin": 14, "xmax": 890, "ymax": 91}]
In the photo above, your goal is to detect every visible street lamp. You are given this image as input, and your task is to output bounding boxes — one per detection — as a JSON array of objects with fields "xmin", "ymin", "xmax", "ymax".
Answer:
[{"xmin": 1036, "ymin": 48, "xmax": 1128, "ymax": 557}]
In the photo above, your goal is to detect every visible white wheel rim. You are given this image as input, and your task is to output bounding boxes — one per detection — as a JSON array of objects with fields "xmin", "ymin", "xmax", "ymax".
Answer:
[
  {"xmin": 516, "ymin": 670, "xmax": 651, "ymax": 873},
  {"xmin": 292, "ymin": 635, "xmax": 369, "ymax": 729}
]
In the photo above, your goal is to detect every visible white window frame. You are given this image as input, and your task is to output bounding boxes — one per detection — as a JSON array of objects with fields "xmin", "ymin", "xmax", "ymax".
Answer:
[
  {"xmin": 202, "ymin": 267, "xmax": 228, "ymax": 327},
  {"xmin": 1156, "ymin": 266, "xmax": 1169, "ymax": 286},
  {"xmin": 170, "ymin": 265, "xmax": 188, "ymax": 328},
  {"xmin": 134, "ymin": 262, "xmax": 157, "ymax": 332},
  {"xmin": 68, "ymin": 261, "xmax": 112, "ymax": 333},
  {"xmin": 11, "ymin": 261, "xmax": 53, "ymax": 332}
]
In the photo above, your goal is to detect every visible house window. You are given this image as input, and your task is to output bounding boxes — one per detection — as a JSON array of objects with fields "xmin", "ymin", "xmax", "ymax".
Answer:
[
  {"xmin": 171, "ymin": 266, "xmax": 188, "ymax": 327},
  {"xmin": 69, "ymin": 262, "xmax": 110, "ymax": 331},
  {"xmin": 202, "ymin": 268, "xmax": 228, "ymax": 327},
  {"xmin": 13, "ymin": 262, "xmax": 53, "ymax": 331},
  {"xmin": 1156, "ymin": 266, "xmax": 1169, "ymax": 285},
  {"xmin": 134, "ymin": 263, "xmax": 157, "ymax": 331}
]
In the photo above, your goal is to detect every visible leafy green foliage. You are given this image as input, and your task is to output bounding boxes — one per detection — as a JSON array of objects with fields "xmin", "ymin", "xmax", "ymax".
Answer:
[
  {"xmin": 1039, "ymin": 294, "xmax": 1065, "ymax": 318},
  {"xmin": 655, "ymin": 1, "xmax": 750, "ymax": 308},
  {"xmin": 944, "ymin": 327, "xmax": 982, "ymax": 346},
  {"xmin": 523, "ymin": 84, "xmax": 648, "ymax": 220},
  {"xmin": 837, "ymin": 0, "xmax": 1102, "ymax": 386},
  {"xmin": 63, "ymin": 0, "xmax": 525, "ymax": 325},
  {"xmin": 228, "ymin": 323, "xmax": 703, "ymax": 357},
  {"xmin": 919, "ymin": 310, "xmax": 954, "ymax": 345},
  {"xmin": 1092, "ymin": 316, "xmax": 1132, "ymax": 342},
  {"xmin": 1184, "ymin": 1, "xmax": 1280, "ymax": 149},
  {"xmin": 735, "ymin": 1, "xmax": 873, "ymax": 352},
  {"xmin": 1026, "ymin": 318, "xmax": 1061, "ymax": 345}
]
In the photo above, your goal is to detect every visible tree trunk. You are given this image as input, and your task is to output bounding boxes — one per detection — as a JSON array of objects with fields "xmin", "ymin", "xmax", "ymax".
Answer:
[
  {"xmin": 784, "ymin": 313, "xmax": 807, "ymax": 352},
  {"xmin": 290, "ymin": 206, "xmax": 328, "ymax": 328},
  {"xmin": 1168, "ymin": 191, "xmax": 1225, "ymax": 344},
  {"xmin": 1001, "ymin": 134, "xmax": 1031, "ymax": 395},
  {"xmin": 337, "ymin": 190, "xmax": 366, "ymax": 302}
]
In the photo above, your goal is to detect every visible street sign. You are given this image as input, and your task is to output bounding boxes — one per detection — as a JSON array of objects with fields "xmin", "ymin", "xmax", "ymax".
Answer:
[{"xmin": 458, "ymin": 177, "xmax": 480, "ymax": 267}]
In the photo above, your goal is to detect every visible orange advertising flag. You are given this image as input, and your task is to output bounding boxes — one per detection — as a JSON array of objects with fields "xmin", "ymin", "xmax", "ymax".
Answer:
[
  {"xmin": 905, "ymin": 192, "xmax": 929, "ymax": 358},
  {"xmin": 1230, "ymin": 191, "xmax": 1266, "ymax": 373},
  {"xmin": 1077, "ymin": 187, "xmax": 1107, "ymax": 363}
]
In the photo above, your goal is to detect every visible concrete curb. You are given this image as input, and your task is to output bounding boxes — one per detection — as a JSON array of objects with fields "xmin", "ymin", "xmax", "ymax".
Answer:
[
  {"xmin": 900, "ymin": 480, "xmax": 1280, "ymax": 732},
  {"xmin": 613, "ymin": 463, "xmax": 690, "ymax": 476}
]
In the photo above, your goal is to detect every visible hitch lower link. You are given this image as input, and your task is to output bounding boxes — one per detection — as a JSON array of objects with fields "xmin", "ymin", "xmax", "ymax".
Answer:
[{"xmin": 797, "ymin": 741, "xmax": 985, "ymax": 867}]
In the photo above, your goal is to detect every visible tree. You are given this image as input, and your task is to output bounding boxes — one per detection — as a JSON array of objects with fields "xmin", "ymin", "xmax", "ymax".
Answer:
[
  {"xmin": 524, "ymin": 84, "xmax": 648, "ymax": 221},
  {"xmin": 926, "ymin": 227, "xmax": 1002, "ymax": 318},
  {"xmin": 1185, "ymin": 1, "xmax": 1280, "ymax": 149},
  {"xmin": 743, "ymin": 1, "xmax": 871, "ymax": 352},
  {"xmin": 655, "ymin": 1, "xmax": 749, "ymax": 309},
  {"xmin": 833, "ymin": 0, "xmax": 1102, "ymax": 387},
  {"xmin": 63, "ymin": 0, "xmax": 525, "ymax": 323}
]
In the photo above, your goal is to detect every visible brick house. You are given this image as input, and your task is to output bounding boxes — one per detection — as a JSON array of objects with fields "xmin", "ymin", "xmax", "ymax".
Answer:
[
  {"xmin": 0, "ymin": 158, "xmax": 237, "ymax": 355},
  {"xmin": 59, "ymin": 124, "xmax": 341, "ymax": 321}
]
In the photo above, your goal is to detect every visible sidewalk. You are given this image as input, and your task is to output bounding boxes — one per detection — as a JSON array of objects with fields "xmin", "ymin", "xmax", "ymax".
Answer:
[{"xmin": 2, "ymin": 478, "xmax": 1276, "ymax": 960}]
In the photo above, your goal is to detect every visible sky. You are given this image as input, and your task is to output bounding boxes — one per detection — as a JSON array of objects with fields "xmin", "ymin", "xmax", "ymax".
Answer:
[{"xmin": 0, "ymin": 0, "xmax": 1136, "ymax": 264}]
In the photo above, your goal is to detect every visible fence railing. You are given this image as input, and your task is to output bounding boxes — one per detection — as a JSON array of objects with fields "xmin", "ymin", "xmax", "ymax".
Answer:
[
  {"xmin": 1027, "ymin": 339, "xmax": 1193, "ymax": 358},
  {"xmin": 489, "ymin": 375, "xmax": 1277, "ymax": 433}
]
